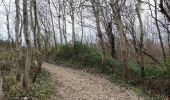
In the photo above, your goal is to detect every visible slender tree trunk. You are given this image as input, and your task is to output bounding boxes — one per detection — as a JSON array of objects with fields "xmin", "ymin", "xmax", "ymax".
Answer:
[
  {"xmin": 91, "ymin": 0, "xmax": 106, "ymax": 65},
  {"xmin": 110, "ymin": 0, "xmax": 128, "ymax": 78},
  {"xmin": 48, "ymin": 0, "xmax": 57, "ymax": 47},
  {"xmin": 136, "ymin": 0, "xmax": 145, "ymax": 78},
  {"xmin": 7, "ymin": 14, "xmax": 11, "ymax": 42},
  {"xmin": 30, "ymin": 0, "xmax": 37, "ymax": 47},
  {"xmin": 116, "ymin": 16, "xmax": 128, "ymax": 78},
  {"xmin": 59, "ymin": 16, "xmax": 62, "ymax": 44},
  {"xmin": 40, "ymin": 16, "xmax": 50, "ymax": 49},
  {"xmin": 19, "ymin": 18, "xmax": 23, "ymax": 45},
  {"xmin": 15, "ymin": 0, "xmax": 21, "ymax": 82},
  {"xmin": 62, "ymin": 0, "xmax": 67, "ymax": 44},
  {"xmin": 163, "ymin": 23, "xmax": 170, "ymax": 56},
  {"xmin": 58, "ymin": 0, "xmax": 63, "ymax": 44},
  {"xmin": 70, "ymin": 3, "xmax": 76, "ymax": 50},
  {"xmin": 32, "ymin": 0, "xmax": 43, "ymax": 83},
  {"xmin": 2, "ymin": 0, "xmax": 14, "ymax": 43},
  {"xmin": 80, "ymin": 0, "xmax": 84, "ymax": 45},
  {"xmin": 154, "ymin": 0, "xmax": 167, "ymax": 63},
  {"xmin": 63, "ymin": 16, "xmax": 67, "ymax": 44},
  {"xmin": 168, "ymin": 33, "xmax": 170, "ymax": 55},
  {"xmin": 23, "ymin": 0, "xmax": 32, "ymax": 89},
  {"xmin": 106, "ymin": 22, "xmax": 117, "ymax": 59}
]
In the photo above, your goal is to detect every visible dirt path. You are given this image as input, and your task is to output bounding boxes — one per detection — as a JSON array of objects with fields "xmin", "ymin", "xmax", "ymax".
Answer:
[{"xmin": 43, "ymin": 63, "xmax": 143, "ymax": 100}]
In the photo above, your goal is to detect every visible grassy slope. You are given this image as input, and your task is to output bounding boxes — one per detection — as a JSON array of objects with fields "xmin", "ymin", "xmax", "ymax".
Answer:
[{"xmin": 46, "ymin": 44, "xmax": 170, "ymax": 99}]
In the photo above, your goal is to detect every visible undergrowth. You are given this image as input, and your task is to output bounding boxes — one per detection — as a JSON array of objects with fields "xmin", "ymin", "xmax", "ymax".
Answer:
[
  {"xmin": 3, "ymin": 69, "xmax": 55, "ymax": 100},
  {"xmin": 0, "ymin": 43, "xmax": 55, "ymax": 100}
]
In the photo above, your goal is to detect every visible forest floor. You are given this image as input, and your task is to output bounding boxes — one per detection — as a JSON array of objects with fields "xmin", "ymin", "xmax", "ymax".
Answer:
[
  {"xmin": 0, "ymin": 71, "xmax": 3, "ymax": 99},
  {"xmin": 43, "ymin": 62, "xmax": 143, "ymax": 100}
]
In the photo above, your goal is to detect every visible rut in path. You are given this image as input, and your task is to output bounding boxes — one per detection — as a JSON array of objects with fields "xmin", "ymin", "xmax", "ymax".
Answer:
[{"xmin": 43, "ymin": 63, "xmax": 143, "ymax": 100}]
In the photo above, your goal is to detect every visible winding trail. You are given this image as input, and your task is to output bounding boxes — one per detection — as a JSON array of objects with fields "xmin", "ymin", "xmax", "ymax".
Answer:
[{"xmin": 43, "ymin": 63, "xmax": 143, "ymax": 100}]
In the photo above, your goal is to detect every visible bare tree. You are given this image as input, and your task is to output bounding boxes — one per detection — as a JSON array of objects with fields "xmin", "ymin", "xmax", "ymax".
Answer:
[
  {"xmin": 148, "ymin": 0, "xmax": 168, "ymax": 63},
  {"xmin": 32, "ymin": 0, "xmax": 43, "ymax": 83},
  {"xmin": 80, "ymin": 0, "xmax": 84, "ymax": 44},
  {"xmin": 23, "ymin": 0, "xmax": 32, "ymax": 88},
  {"xmin": 154, "ymin": 0, "xmax": 167, "ymax": 63},
  {"xmin": 48, "ymin": 0, "xmax": 57, "ymax": 47},
  {"xmin": 90, "ymin": 0, "xmax": 106, "ymax": 65},
  {"xmin": 2, "ymin": 0, "xmax": 14, "ymax": 43},
  {"xmin": 67, "ymin": 0, "xmax": 77, "ymax": 50},
  {"xmin": 39, "ymin": 13, "xmax": 51, "ymax": 50},
  {"xmin": 15, "ymin": 0, "xmax": 21, "ymax": 82},
  {"xmin": 110, "ymin": 0, "xmax": 129, "ymax": 77},
  {"xmin": 100, "ymin": 0, "xmax": 117, "ymax": 59},
  {"xmin": 136, "ymin": 0, "xmax": 145, "ymax": 78},
  {"xmin": 58, "ymin": 0, "xmax": 63, "ymax": 44},
  {"xmin": 62, "ymin": 0, "xmax": 68, "ymax": 44}
]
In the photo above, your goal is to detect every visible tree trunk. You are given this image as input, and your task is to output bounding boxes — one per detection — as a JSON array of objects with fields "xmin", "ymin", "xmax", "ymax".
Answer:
[
  {"xmin": 106, "ymin": 22, "xmax": 117, "ymax": 59},
  {"xmin": 30, "ymin": 0, "xmax": 37, "ymax": 47},
  {"xmin": 110, "ymin": 0, "xmax": 128, "ymax": 78},
  {"xmin": 15, "ymin": 0, "xmax": 21, "ymax": 82},
  {"xmin": 136, "ymin": 0, "xmax": 145, "ymax": 78},
  {"xmin": 168, "ymin": 33, "xmax": 170, "ymax": 55},
  {"xmin": 23, "ymin": 0, "xmax": 32, "ymax": 89},
  {"xmin": 48, "ymin": 0, "xmax": 57, "ymax": 47},
  {"xmin": 80, "ymin": 0, "xmax": 84, "ymax": 45},
  {"xmin": 154, "ymin": 0, "xmax": 167, "ymax": 63},
  {"xmin": 91, "ymin": 0, "xmax": 106, "ymax": 65},
  {"xmin": 40, "ymin": 16, "xmax": 50, "ymax": 50},
  {"xmin": 70, "ymin": 2, "xmax": 76, "ymax": 50},
  {"xmin": 58, "ymin": 0, "xmax": 63, "ymax": 44},
  {"xmin": 116, "ymin": 15, "xmax": 128, "ymax": 78},
  {"xmin": 62, "ymin": 0, "xmax": 67, "ymax": 44},
  {"xmin": 32, "ymin": 0, "xmax": 43, "ymax": 83},
  {"xmin": 2, "ymin": 0, "xmax": 14, "ymax": 43}
]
